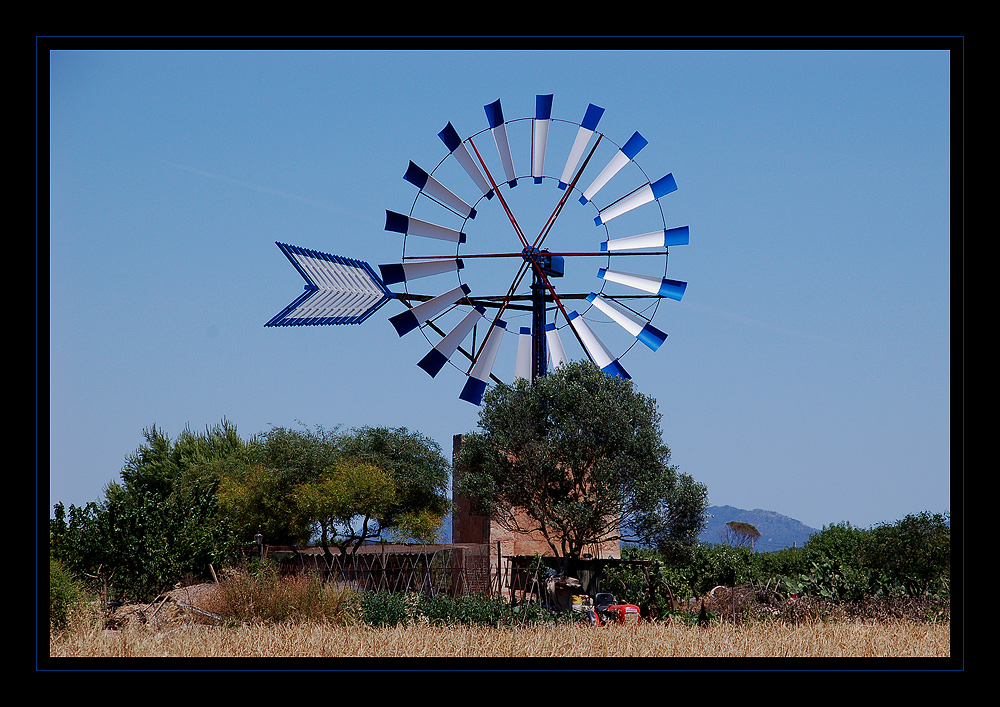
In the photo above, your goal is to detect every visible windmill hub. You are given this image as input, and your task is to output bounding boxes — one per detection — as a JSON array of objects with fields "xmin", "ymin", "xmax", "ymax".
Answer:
[{"xmin": 521, "ymin": 246, "xmax": 564, "ymax": 279}]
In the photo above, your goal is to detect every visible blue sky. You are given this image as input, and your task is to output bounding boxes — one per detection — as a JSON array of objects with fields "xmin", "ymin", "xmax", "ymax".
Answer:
[{"xmin": 45, "ymin": 42, "xmax": 958, "ymax": 533}]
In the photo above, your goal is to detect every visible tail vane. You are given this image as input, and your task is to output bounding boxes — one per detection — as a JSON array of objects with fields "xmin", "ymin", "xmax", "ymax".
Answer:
[{"xmin": 266, "ymin": 242, "xmax": 393, "ymax": 327}]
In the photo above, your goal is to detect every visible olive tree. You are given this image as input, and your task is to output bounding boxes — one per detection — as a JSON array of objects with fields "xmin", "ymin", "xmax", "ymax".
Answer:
[{"xmin": 455, "ymin": 360, "xmax": 707, "ymax": 574}]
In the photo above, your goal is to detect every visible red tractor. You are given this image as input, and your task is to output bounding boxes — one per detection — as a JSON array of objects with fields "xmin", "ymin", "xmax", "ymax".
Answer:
[{"xmin": 594, "ymin": 592, "xmax": 641, "ymax": 625}]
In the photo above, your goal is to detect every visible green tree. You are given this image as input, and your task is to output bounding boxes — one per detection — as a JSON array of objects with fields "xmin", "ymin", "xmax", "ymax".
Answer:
[
  {"xmin": 49, "ymin": 556, "xmax": 88, "ymax": 631},
  {"xmin": 51, "ymin": 420, "xmax": 248, "ymax": 601},
  {"xmin": 214, "ymin": 424, "xmax": 343, "ymax": 546},
  {"xmin": 293, "ymin": 459, "xmax": 397, "ymax": 557},
  {"xmin": 217, "ymin": 424, "xmax": 450, "ymax": 555},
  {"xmin": 865, "ymin": 511, "xmax": 950, "ymax": 597},
  {"xmin": 338, "ymin": 426, "xmax": 451, "ymax": 543},
  {"xmin": 722, "ymin": 521, "xmax": 762, "ymax": 550},
  {"xmin": 120, "ymin": 419, "xmax": 247, "ymax": 500},
  {"xmin": 455, "ymin": 360, "xmax": 707, "ymax": 574},
  {"xmin": 802, "ymin": 521, "xmax": 872, "ymax": 565}
]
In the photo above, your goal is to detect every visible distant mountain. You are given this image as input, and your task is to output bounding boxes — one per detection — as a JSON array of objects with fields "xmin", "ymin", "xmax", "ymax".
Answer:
[{"xmin": 699, "ymin": 505, "xmax": 819, "ymax": 552}]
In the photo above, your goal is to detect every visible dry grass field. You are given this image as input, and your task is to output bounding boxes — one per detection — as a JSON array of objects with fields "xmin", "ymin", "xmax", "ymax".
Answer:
[
  {"xmin": 47, "ymin": 574, "xmax": 955, "ymax": 665},
  {"xmin": 49, "ymin": 618, "xmax": 950, "ymax": 660}
]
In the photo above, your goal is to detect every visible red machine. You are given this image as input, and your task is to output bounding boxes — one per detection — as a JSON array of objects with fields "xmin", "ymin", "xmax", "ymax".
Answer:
[{"xmin": 594, "ymin": 593, "xmax": 641, "ymax": 625}]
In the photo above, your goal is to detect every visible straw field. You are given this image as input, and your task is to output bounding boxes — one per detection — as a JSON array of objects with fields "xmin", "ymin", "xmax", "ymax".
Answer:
[
  {"xmin": 47, "ymin": 572, "xmax": 953, "ymax": 663},
  {"xmin": 49, "ymin": 617, "xmax": 950, "ymax": 660}
]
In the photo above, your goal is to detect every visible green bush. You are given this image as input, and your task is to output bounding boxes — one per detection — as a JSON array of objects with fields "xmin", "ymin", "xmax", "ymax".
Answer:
[
  {"xmin": 359, "ymin": 590, "xmax": 411, "ymax": 627},
  {"xmin": 49, "ymin": 558, "xmax": 86, "ymax": 631},
  {"xmin": 864, "ymin": 511, "xmax": 950, "ymax": 598},
  {"xmin": 682, "ymin": 543, "xmax": 762, "ymax": 594},
  {"xmin": 355, "ymin": 591, "xmax": 559, "ymax": 628},
  {"xmin": 643, "ymin": 514, "xmax": 950, "ymax": 605},
  {"xmin": 425, "ymin": 593, "xmax": 520, "ymax": 626}
]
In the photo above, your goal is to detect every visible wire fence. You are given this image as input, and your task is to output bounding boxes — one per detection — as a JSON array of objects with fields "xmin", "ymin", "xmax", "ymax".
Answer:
[
  {"xmin": 271, "ymin": 543, "xmax": 650, "ymax": 604},
  {"xmin": 277, "ymin": 544, "xmax": 495, "ymax": 598}
]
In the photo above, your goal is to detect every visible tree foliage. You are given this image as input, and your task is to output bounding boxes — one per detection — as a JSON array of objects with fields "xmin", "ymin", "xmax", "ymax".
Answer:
[
  {"xmin": 50, "ymin": 420, "xmax": 451, "ymax": 601},
  {"xmin": 338, "ymin": 425, "xmax": 451, "ymax": 545},
  {"xmin": 51, "ymin": 420, "xmax": 247, "ymax": 601},
  {"xmin": 722, "ymin": 520, "xmax": 762, "ymax": 549},
  {"xmin": 616, "ymin": 512, "xmax": 950, "ymax": 607},
  {"xmin": 218, "ymin": 424, "xmax": 451, "ymax": 554},
  {"xmin": 455, "ymin": 361, "xmax": 707, "ymax": 571},
  {"xmin": 864, "ymin": 511, "xmax": 950, "ymax": 597},
  {"xmin": 214, "ymin": 424, "xmax": 343, "ymax": 546}
]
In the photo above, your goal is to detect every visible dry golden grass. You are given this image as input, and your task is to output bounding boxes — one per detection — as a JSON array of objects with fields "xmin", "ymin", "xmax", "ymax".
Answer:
[{"xmin": 49, "ymin": 619, "xmax": 950, "ymax": 660}]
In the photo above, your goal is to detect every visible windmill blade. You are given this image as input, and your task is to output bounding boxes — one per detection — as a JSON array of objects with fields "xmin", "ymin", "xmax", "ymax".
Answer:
[
  {"xmin": 544, "ymin": 322, "xmax": 569, "ymax": 369},
  {"xmin": 389, "ymin": 283, "xmax": 471, "ymax": 337},
  {"xmin": 559, "ymin": 103, "xmax": 604, "ymax": 190},
  {"xmin": 459, "ymin": 318, "xmax": 507, "ymax": 405},
  {"xmin": 515, "ymin": 326, "xmax": 533, "ymax": 380},
  {"xmin": 587, "ymin": 293, "xmax": 667, "ymax": 351},
  {"xmin": 417, "ymin": 305, "xmax": 485, "ymax": 377},
  {"xmin": 531, "ymin": 94, "xmax": 553, "ymax": 184},
  {"xmin": 404, "ymin": 161, "xmax": 477, "ymax": 219},
  {"xmin": 384, "ymin": 210, "xmax": 467, "ymax": 244},
  {"xmin": 602, "ymin": 226, "xmax": 690, "ymax": 251},
  {"xmin": 594, "ymin": 173, "xmax": 677, "ymax": 225},
  {"xmin": 484, "ymin": 99, "xmax": 517, "ymax": 188},
  {"xmin": 438, "ymin": 122, "xmax": 494, "ymax": 200},
  {"xmin": 378, "ymin": 258, "xmax": 464, "ymax": 286},
  {"xmin": 598, "ymin": 267, "xmax": 687, "ymax": 301},
  {"xmin": 566, "ymin": 311, "xmax": 631, "ymax": 379},
  {"xmin": 579, "ymin": 132, "xmax": 648, "ymax": 205},
  {"xmin": 266, "ymin": 242, "xmax": 393, "ymax": 327}
]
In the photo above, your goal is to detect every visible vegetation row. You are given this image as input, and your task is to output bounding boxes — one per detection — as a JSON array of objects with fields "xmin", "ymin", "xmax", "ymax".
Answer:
[{"xmin": 48, "ymin": 363, "xmax": 949, "ymax": 633}]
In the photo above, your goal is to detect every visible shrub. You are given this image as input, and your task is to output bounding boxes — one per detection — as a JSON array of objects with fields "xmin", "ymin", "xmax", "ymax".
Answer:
[
  {"xmin": 49, "ymin": 558, "xmax": 87, "ymax": 632},
  {"xmin": 359, "ymin": 590, "xmax": 411, "ymax": 627},
  {"xmin": 426, "ymin": 593, "xmax": 522, "ymax": 626},
  {"xmin": 353, "ymin": 591, "xmax": 560, "ymax": 628},
  {"xmin": 864, "ymin": 511, "xmax": 950, "ymax": 598},
  {"xmin": 208, "ymin": 564, "xmax": 356, "ymax": 624}
]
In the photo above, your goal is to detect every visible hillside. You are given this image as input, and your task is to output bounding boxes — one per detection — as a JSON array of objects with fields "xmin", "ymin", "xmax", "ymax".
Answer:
[{"xmin": 699, "ymin": 505, "xmax": 820, "ymax": 551}]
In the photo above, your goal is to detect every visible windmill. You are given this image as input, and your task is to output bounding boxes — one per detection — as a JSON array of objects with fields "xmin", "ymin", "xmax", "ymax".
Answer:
[{"xmin": 266, "ymin": 95, "xmax": 689, "ymax": 406}]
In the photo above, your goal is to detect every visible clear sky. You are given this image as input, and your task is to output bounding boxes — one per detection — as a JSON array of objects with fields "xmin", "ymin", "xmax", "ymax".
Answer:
[{"xmin": 45, "ymin": 40, "xmax": 958, "ymax": 533}]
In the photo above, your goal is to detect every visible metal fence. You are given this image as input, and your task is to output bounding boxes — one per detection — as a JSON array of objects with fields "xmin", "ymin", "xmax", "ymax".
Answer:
[
  {"xmin": 277, "ymin": 544, "xmax": 494, "ymax": 597},
  {"xmin": 272, "ymin": 544, "xmax": 650, "ymax": 604}
]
